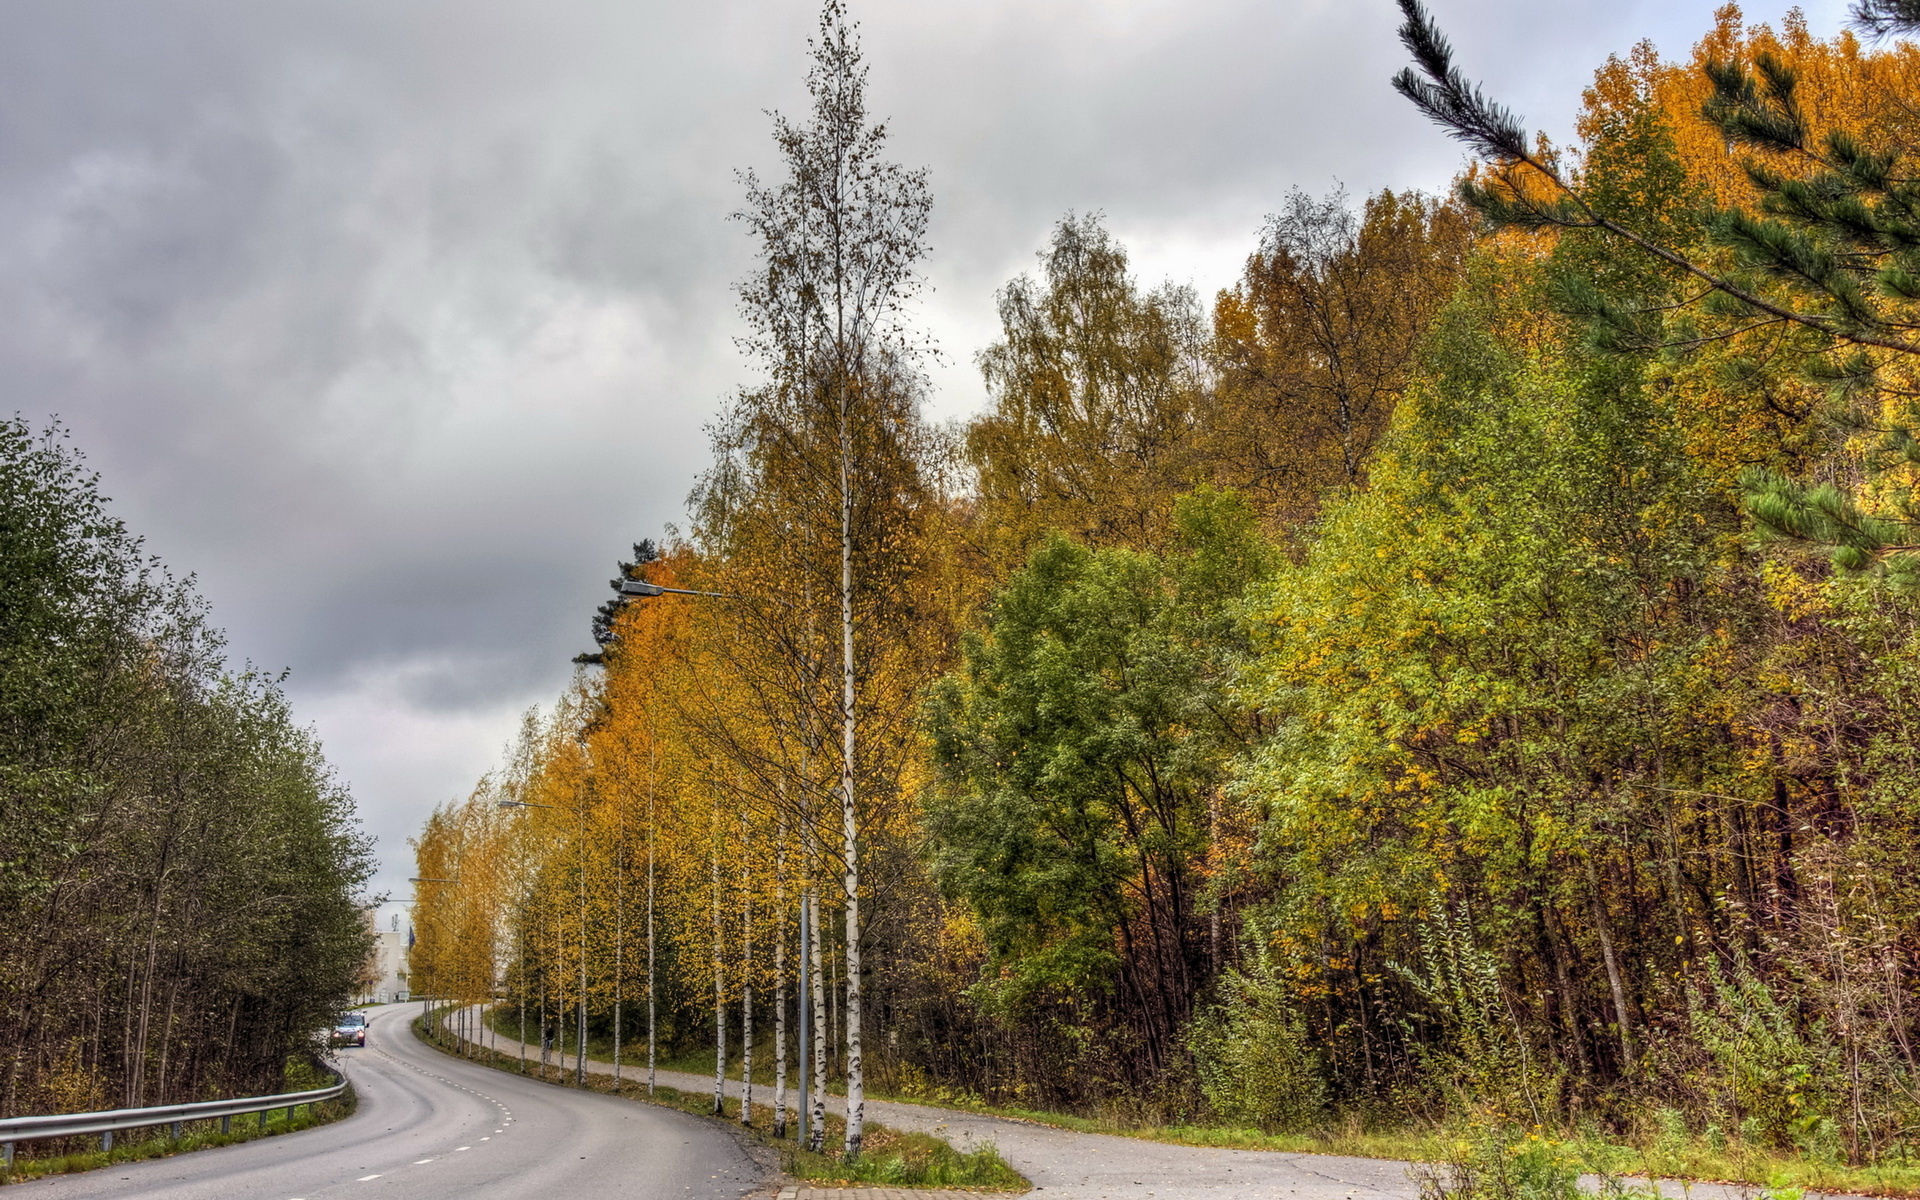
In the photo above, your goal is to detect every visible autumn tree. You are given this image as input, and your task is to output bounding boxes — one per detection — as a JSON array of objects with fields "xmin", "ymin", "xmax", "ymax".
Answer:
[
  {"xmin": 687, "ymin": 0, "xmax": 948, "ymax": 1156},
  {"xmin": 1393, "ymin": 0, "xmax": 1920, "ymax": 579},
  {"xmin": 1209, "ymin": 187, "xmax": 1472, "ymax": 519},
  {"xmin": 967, "ymin": 213, "xmax": 1212, "ymax": 572}
]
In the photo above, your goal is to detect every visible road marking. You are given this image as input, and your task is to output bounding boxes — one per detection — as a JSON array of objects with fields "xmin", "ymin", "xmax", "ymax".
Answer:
[
  {"xmin": 456, "ymin": 1145, "xmax": 470, "ymax": 1151},
  {"xmin": 480, "ymin": 1136, "xmax": 491, "ymax": 1141},
  {"xmin": 357, "ymin": 1174, "xmax": 381, "ymax": 1181},
  {"xmin": 414, "ymin": 1158, "xmax": 435, "ymax": 1164}
]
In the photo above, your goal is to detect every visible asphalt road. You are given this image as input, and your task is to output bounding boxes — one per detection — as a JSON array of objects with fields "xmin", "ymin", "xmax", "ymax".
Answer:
[
  {"xmin": 15, "ymin": 1002, "xmax": 769, "ymax": 1200},
  {"xmin": 481, "ymin": 1017, "xmax": 1783, "ymax": 1200}
]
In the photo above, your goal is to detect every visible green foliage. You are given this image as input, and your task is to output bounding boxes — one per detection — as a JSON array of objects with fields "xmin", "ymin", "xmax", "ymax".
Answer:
[
  {"xmin": 1188, "ymin": 918, "xmax": 1326, "ymax": 1133},
  {"xmin": 1690, "ymin": 961, "xmax": 1842, "ymax": 1156},
  {"xmin": 925, "ymin": 488, "xmax": 1270, "ymax": 1096},
  {"xmin": 1401, "ymin": 905, "xmax": 1556, "ymax": 1124},
  {"xmin": 0, "ymin": 418, "xmax": 374, "ymax": 1117}
]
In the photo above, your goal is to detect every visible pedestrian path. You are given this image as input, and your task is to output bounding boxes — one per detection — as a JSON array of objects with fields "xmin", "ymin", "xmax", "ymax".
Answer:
[{"xmin": 449, "ymin": 1011, "xmax": 1829, "ymax": 1200}]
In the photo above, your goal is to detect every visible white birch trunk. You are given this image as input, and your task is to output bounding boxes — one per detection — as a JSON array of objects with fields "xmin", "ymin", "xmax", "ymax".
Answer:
[
  {"xmin": 740, "ymin": 812, "xmax": 754, "ymax": 1125},
  {"xmin": 838, "ymin": 376, "xmax": 865, "ymax": 1160},
  {"xmin": 712, "ymin": 799, "xmax": 726, "ymax": 1116},
  {"xmin": 808, "ymin": 888, "xmax": 827, "ymax": 1151},
  {"xmin": 773, "ymin": 816, "xmax": 788, "ymax": 1137},
  {"xmin": 647, "ymin": 757, "xmax": 657, "ymax": 1095}
]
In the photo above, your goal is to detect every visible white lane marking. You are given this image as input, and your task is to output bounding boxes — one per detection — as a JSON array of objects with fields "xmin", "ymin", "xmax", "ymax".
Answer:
[
  {"xmin": 414, "ymin": 1158, "xmax": 435, "ymax": 1164},
  {"xmin": 480, "ymin": 1136, "xmax": 491, "ymax": 1141},
  {"xmin": 455, "ymin": 1146, "xmax": 470, "ymax": 1151},
  {"xmin": 357, "ymin": 1175, "xmax": 382, "ymax": 1181}
]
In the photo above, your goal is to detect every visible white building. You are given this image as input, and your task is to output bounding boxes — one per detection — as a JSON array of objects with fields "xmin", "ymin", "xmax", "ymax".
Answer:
[{"xmin": 358, "ymin": 907, "xmax": 411, "ymax": 1004}]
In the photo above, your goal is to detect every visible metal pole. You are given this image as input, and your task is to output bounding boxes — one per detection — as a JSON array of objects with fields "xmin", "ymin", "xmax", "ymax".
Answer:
[
  {"xmin": 798, "ymin": 894, "xmax": 810, "ymax": 1147},
  {"xmin": 647, "ymin": 768, "xmax": 657, "ymax": 1096},
  {"xmin": 578, "ymin": 803, "xmax": 588, "ymax": 1089}
]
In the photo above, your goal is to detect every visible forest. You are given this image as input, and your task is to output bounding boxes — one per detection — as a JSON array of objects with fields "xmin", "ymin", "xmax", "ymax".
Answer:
[
  {"xmin": 0, "ymin": 418, "xmax": 375, "ymax": 1120},
  {"xmin": 411, "ymin": 0, "xmax": 1920, "ymax": 1178}
]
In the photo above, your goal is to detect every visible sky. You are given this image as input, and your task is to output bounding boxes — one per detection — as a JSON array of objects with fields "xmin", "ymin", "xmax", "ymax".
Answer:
[{"xmin": 0, "ymin": 0, "xmax": 1852, "ymax": 907}]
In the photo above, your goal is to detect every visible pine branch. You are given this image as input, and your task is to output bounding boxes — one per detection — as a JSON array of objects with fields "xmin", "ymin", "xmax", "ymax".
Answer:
[
  {"xmin": 1390, "ymin": 1, "xmax": 1920, "ymax": 358},
  {"xmin": 1852, "ymin": 0, "xmax": 1920, "ymax": 37},
  {"xmin": 1390, "ymin": 0, "xmax": 1529, "ymax": 162}
]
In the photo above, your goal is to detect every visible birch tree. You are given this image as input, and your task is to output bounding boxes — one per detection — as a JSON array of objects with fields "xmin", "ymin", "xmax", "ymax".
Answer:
[{"xmin": 718, "ymin": 0, "xmax": 936, "ymax": 1159}]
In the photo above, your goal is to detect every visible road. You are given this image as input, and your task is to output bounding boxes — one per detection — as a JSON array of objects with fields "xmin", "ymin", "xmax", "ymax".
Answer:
[
  {"xmin": 478, "ymin": 1018, "xmax": 1786, "ymax": 1200},
  {"xmin": 478, "ymin": 1017, "xmax": 1435, "ymax": 1200},
  {"xmin": 15, "ymin": 1002, "xmax": 769, "ymax": 1200}
]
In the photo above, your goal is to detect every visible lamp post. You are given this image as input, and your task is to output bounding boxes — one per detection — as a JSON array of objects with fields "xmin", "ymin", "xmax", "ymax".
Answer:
[
  {"xmin": 499, "ymin": 799, "xmax": 590, "ymax": 1089},
  {"xmin": 620, "ymin": 575, "xmax": 812, "ymax": 1144},
  {"xmin": 614, "ymin": 580, "xmax": 737, "ymax": 600}
]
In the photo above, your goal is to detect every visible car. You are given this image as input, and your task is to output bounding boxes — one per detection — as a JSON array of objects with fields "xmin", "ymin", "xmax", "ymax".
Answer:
[{"xmin": 331, "ymin": 1012, "xmax": 369, "ymax": 1047}]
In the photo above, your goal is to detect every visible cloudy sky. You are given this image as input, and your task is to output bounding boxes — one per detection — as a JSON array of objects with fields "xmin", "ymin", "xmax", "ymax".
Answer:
[{"xmin": 2, "ymin": 0, "xmax": 1849, "ymax": 903}]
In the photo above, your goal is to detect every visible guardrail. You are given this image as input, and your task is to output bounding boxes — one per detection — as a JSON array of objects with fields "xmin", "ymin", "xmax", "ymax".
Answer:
[{"xmin": 0, "ymin": 1075, "xmax": 348, "ymax": 1171}]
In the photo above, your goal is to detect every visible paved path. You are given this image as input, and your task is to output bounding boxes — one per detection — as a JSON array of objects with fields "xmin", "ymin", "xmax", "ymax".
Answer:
[
  {"xmin": 458, "ymin": 1013, "xmax": 1783, "ymax": 1200},
  {"xmin": 19, "ymin": 1002, "xmax": 768, "ymax": 1200}
]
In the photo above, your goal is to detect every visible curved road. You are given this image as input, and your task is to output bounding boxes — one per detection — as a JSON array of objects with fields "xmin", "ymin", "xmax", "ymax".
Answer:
[{"xmin": 16, "ymin": 1002, "xmax": 768, "ymax": 1200}]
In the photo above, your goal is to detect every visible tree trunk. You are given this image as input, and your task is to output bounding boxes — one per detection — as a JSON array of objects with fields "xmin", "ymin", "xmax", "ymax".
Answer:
[
  {"xmin": 740, "ymin": 810, "xmax": 754, "ymax": 1126},
  {"xmin": 808, "ymin": 888, "xmax": 827, "ymax": 1152},
  {"xmin": 648, "ymin": 761, "xmax": 658, "ymax": 1095},
  {"xmin": 774, "ymin": 817, "xmax": 789, "ymax": 1137},
  {"xmin": 613, "ymin": 830, "xmax": 624, "ymax": 1093},
  {"xmin": 1585, "ymin": 858, "xmax": 1637, "ymax": 1073},
  {"xmin": 712, "ymin": 798, "xmax": 727, "ymax": 1117}
]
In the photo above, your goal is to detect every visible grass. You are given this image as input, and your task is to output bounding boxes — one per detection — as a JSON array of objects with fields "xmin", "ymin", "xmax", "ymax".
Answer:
[
  {"xmin": 430, "ymin": 1015, "xmax": 1025, "ymax": 1191},
  {"xmin": 0, "ymin": 1067, "xmax": 356, "ymax": 1186},
  {"xmin": 469, "ymin": 1008, "xmax": 1920, "ymax": 1196},
  {"xmin": 857, "ymin": 1099, "xmax": 1920, "ymax": 1199}
]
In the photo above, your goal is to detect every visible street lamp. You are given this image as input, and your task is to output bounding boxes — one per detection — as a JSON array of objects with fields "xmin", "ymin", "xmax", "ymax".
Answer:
[
  {"xmin": 615, "ymin": 579, "xmax": 736, "ymax": 600},
  {"xmin": 500, "ymin": 798, "xmax": 591, "ymax": 1089},
  {"xmin": 620, "ymin": 579, "xmax": 816, "ymax": 1147}
]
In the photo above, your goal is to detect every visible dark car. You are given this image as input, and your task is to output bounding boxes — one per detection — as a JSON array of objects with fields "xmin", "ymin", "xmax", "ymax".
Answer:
[{"xmin": 331, "ymin": 1012, "xmax": 369, "ymax": 1047}]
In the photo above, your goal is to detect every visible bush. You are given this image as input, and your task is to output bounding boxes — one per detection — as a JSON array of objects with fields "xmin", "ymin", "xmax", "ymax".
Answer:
[
  {"xmin": 1189, "ymin": 920, "xmax": 1326, "ymax": 1132},
  {"xmin": 1413, "ymin": 1125, "xmax": 1584, "ymax": 1200},
  {"xmin": 1689, "ymin": 960, "xmax": 1840, "ymax": 1156}
]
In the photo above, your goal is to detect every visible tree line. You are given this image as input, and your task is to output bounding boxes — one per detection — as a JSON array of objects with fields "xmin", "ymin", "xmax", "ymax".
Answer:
[
  {"xmin": 0, "ymin": 418, "xmax": 375, "ymax": 1120},
  {"xmin": 413, "ymin": 0, "xmax": 1920, "ymax": 1168}
]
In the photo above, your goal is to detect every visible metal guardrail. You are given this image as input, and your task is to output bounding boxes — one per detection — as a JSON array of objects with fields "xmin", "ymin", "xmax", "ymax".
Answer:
[{"xmin": 0, "ymin": 1075, "xmax": 347, "ymax": 1170}]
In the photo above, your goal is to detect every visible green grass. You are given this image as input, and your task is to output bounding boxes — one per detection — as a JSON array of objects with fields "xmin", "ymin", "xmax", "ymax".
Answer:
[
  {"xmin": 857, "ymin": 1099, "xmax": 1920, "ymax": 1199},
  {"xmin": 468, "ymin": 1008, "xmax": 1920, "ymax": 1197},
  {"xmin": 434, "ymin": 1014, "xmax": 1025, "ymax": 1191},
  {"xmin": 0, "ymin": 1070, "xmax": 356, "ymax": 1186}
]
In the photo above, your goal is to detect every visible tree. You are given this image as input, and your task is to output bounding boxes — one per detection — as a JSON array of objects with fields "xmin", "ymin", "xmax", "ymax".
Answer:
[
  {"xmin": 1210, "ymin": 187, "xmax": 1472, "ymax": 519},
  {"xmin": 925, "ymin": 489, "xmax": 1270, "ymax": 1101},
  {"xmin": 708, "ymin": 0, "xmax": 940, "ymax": 1157},
  {"xmin": 574, "ymin": 540, "xmax": 660, "ymax": 666},
  {"xmin": 0, "ymin": 418, "xmax": 374, "ymax": 1120},
  {"xmin": 967, "ymin": 213, "xmax": 1212, "ymax": 571},
  {"xmin": 1391, "ymin": 0, "xmax": 1920, "ymax": 580}
]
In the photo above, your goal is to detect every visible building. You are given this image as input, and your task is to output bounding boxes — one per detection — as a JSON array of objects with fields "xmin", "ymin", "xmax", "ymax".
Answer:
[{"xmin": 358, "ymin": 907, "xmax": 411, "ymax": 1004}]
